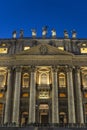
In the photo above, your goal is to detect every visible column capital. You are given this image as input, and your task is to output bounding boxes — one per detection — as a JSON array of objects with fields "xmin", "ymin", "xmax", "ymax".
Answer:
[
  {"xmin": 30, "ymin": 65, "xmax": 36, "ymax": 72},
  {"xmin": 74, "ymin": 66, "xmax": 81, "ymax": 73},
  {"xmin": 66, "ymin": 66, "xmax": 73, "ymax": 72},
  {"xmin": 52, "ymin": 66, "xmax": 58, "ymax": 72},
  {"xmin": 7, "ymin": 66, "xmax": 13, "ymax": 72},
  {"xmin": 15, "ymin": 66, "xmax": 22, "ymax": 72}
]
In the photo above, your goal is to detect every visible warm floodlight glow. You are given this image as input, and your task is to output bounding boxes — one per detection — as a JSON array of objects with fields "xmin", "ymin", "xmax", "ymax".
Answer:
[
  {"xmin": 24, "ymin": 46, "xmax": 30, "ymax": 50},
  {"xmin": 81, "ymin": 48, "xmax": 87, "ymax": 53},
  {"xmin": 58, "ymin": 47, "xmax": 64, "ymax": 50},
  {"xmin": 0, "ymin": 48, "xmax": 8, "ymax": 54}
]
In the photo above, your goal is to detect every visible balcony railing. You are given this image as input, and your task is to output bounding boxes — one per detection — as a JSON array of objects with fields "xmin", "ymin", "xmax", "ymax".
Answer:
[
  {"xmin": 36, "ymin": 84, "xmax": 52, "ymax": 90},
  {"xmin": 58, "ymin": 87, "xmax": 67, "ymax": 93},
  {"xmin": 21, "ymin": 87, "xmax": 29, "ymax": 92}
]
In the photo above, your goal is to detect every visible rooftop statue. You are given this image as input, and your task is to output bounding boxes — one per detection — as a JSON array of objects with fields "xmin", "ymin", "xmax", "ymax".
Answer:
[
  {"xmin": 72, "ymin": 30, "xmax": 77, "ymax": 38},
  {"xmin": 12, "ymin": 31, "xmax": 16, "ymax": 39},
  {"xmin": 51, "ymin": 29, "xmax": 56, "ymax": 38},
  {"xmin": 31, "ymin": 29, "xmax": 36, "ymax": 38},
  {"xmin": 20, "ymin": 30, "xmax": 24, "ymax": 38},
  {"xmin": 42, "ymin": 26, "xmax": 48, "ymax": 38},
  {"xmin": 64, "ymin": 30, "xmax": 69, "ymax": 38}
]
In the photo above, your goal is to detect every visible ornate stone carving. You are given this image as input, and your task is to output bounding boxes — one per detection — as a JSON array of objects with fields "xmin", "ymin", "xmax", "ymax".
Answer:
[{"xmin": 39, "ymin": 45, "xmax": 48, "ymax": 55}]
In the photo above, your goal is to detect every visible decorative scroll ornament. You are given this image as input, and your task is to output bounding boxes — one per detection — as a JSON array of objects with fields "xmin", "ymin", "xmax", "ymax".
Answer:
[{"xmin": 39, "ymin": 45, "xmax": 48, "ymax": 55}]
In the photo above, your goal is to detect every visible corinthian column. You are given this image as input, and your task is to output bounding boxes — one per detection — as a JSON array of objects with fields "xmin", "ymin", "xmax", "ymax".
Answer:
[
  {"xmin": 67, "ymin": 66, "xmax": 76, "ymax": 123},
  {"xmin": 75, "ymin": 66, "xmax": 84, "ymax": 123},
  {"xmin": 52, "ymin": 66, "xmax": 59, "ymax": 123},
  {"xmin": 12, "ymin": 67, "xmax": 22, "ymax": 126},
  {"xmin": 4, "ymin": 67, "xmax": 13, "ymax": 124},
  {"xmin": 28, "ymin": 66, "xmax": 36, "ymax": 123}
]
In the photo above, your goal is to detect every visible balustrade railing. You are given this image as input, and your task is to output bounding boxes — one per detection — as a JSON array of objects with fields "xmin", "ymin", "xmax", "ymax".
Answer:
[{"xmin": 36, "ymin": 84, "xmax": 52, "ymax": 90}]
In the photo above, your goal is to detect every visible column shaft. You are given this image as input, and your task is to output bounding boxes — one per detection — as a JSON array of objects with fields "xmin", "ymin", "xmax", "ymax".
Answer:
[
  {"xmin": 28, "ymin": 67, "xmax": 36, "ymax": 123},
  {"xmin": 52, "ymin": 67, "xmax": 59, "ymax": 123},
  {"xmin": 4, "ymin": 67, "xmax": 12, "ymax": 123},
  {"xmin": 12, "ymin": 67, "xmax": 21, "ymax": 125},
  {"xmin": 67, "ymin": 67, "xmax": 76, "ymax": 123},
  {"xmin": 75, "ymin": 67, "xmax": 84, "ymax": 123}
]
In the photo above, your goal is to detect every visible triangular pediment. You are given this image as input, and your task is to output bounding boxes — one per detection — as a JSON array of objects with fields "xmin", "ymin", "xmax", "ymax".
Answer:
[{"xmin": 16, "ymin": 43, "xmax": 74, "ymax": 56}]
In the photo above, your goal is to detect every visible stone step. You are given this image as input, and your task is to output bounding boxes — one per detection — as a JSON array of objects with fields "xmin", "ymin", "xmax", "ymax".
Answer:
[{"xmin": 0, "ymin": 127, "xmax": 87, "ymax": 130}]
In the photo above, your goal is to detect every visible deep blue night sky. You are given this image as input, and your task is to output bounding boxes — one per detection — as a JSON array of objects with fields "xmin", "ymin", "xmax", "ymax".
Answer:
[{"xmin": 0, "ymin": 0, "xmax": 87, "ymax": 38}]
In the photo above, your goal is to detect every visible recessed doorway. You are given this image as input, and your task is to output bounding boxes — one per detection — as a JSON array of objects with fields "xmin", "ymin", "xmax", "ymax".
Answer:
[{"xmin": 39, "ymin": 104, "xmax": 49, "ymax": 123}]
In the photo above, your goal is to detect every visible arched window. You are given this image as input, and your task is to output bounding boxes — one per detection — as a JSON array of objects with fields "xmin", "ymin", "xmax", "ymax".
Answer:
[
  {"xmin": 59, "ymin": 112, "xmax": 67, "ymax": 123},
  {"xmin": 40, "ymin": 73, "xmax": 48, "ymax": 84},
  {"xmin": 22, "ymin": 73, "xmax": 29, "ymax": 88},
  {"xmin": 59, "ymin": 73, "xmax": 66, "ymax": 87},
  {"xmin": 21, "ymin": 112, "xmax": 28, "ymax": 125}
]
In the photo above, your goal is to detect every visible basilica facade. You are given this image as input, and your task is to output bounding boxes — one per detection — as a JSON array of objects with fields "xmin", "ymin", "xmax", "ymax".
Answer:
[{"xmin": 0, "ymin": 30, "xmax": 87, "ymax": 126}]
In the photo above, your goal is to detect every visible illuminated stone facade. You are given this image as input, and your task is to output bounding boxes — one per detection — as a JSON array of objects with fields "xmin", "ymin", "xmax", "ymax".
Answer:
[{"xmin": 0, "ymin": 31, "xmax": 87, "ymax": 126}]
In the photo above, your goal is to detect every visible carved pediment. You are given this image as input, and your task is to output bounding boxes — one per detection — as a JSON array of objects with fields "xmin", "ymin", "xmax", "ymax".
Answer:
[{"xmin": 16, "ymin": 44, "xmax": 73, "ymax": 56}]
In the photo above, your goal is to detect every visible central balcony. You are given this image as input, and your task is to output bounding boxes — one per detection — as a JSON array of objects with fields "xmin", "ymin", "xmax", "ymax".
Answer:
[{"xmin": 36, "ymin": 84, "xmax": 52, "ymax": 91}]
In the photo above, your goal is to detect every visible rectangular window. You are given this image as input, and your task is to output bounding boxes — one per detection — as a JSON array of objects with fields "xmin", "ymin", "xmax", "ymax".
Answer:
[
  {"xmin": 81, "ymin": 48, "xmax": 87, "ymax": 53},
  {"xmin": 59, "ymin": 77, "xmax": 66, "ymax": 87},
  {"xmin": 0, "ymin": 48, "xmax": 8, "ymax": 54}
]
